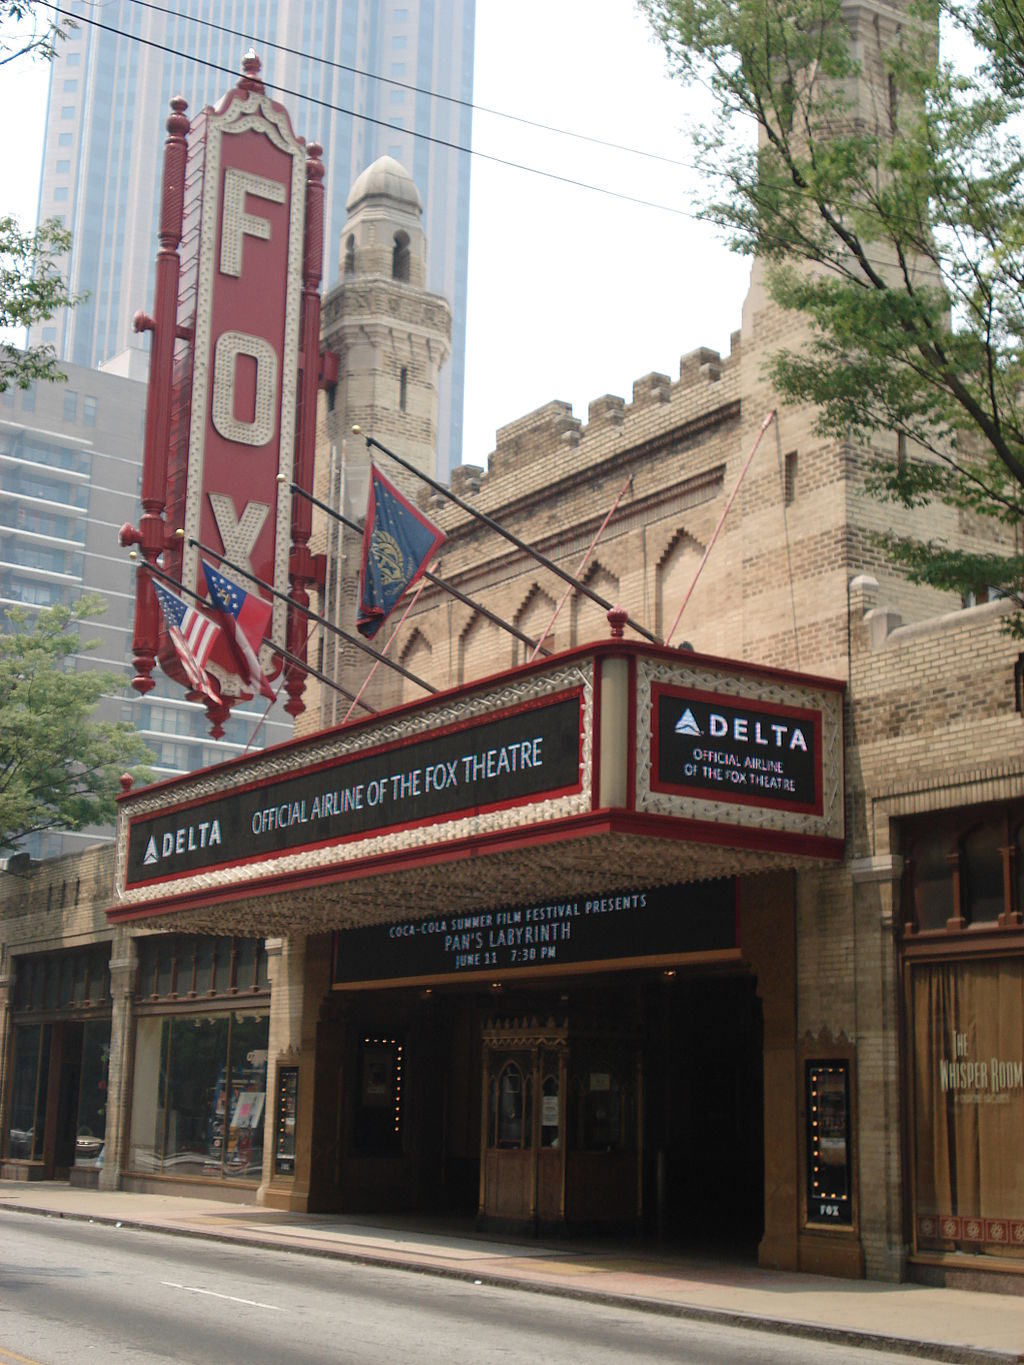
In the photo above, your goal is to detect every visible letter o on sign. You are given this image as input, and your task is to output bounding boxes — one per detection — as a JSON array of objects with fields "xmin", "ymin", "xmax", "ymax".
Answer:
[{"xmin": 211, "ymin": 330, "xmax": 278, "ymax": 446}]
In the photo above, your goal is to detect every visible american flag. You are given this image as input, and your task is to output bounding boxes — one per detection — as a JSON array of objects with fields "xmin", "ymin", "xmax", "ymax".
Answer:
[{"xmin": 152, "ymin": 578, "xmax": 221, "ymax": 705}]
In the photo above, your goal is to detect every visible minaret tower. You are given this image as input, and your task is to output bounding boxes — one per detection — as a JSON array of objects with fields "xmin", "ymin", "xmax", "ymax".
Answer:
[{"xmin": 306, "ymin": 156, "xmax": 452, "ymax": 731}]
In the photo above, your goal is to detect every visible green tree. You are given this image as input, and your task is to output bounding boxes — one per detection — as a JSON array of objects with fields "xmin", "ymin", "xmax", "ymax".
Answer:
[
  {"xmin": 640, "ymin": 0, "xmax": 1024, "ymax": 624},
  {"xmin": 0, "ymin": 0, "xmax": 70, "ymax": 66},
  {"xmin": 0, "ymin": 596, "xmax": 151, "ymax": 852},
  {"xmin": 2, "ymin": 3, "xmax": 81, "ymax": 392},
  {"xmin": 0, "ymin": 214, "xmax": 81, "ymax": 394}
]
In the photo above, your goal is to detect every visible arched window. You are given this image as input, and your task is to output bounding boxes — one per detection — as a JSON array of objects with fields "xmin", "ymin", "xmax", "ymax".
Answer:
[
  {"xmin": 489, "ymin": 1061, "xmax": 531, "ymax": 1149},
  {"xmin": 392, "ymin": 230, "xmax": 410, "ymax": 282},
  {"xmin": 344, "ymin": 234, "xmax": 355, "ymax": 276}
]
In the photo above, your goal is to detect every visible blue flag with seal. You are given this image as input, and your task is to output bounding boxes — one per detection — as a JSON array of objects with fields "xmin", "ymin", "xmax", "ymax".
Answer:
[{"xmin": 357, "ymin": 465, "xmax": 446, "ymax": 638}]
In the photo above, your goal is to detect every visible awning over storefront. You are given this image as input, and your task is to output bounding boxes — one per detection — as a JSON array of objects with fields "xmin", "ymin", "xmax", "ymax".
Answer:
[{"xmin": 109, "ymin": 641, "xmax": 845, "ymax": 935}]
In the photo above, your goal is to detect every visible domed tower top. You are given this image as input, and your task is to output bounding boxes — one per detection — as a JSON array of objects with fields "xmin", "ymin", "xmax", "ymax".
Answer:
[{"xmin": 340, "ymin": 155, "xmax": 426, "ymax": 287}]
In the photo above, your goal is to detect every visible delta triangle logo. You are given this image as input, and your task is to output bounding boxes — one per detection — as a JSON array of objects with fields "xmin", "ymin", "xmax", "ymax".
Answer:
[
  {"xmin": 674, "ymin": 707, "xmax": 702, "ymax": 737},
  {"xmin": 143, "ymin": 836, "xmax": 159, "ymax": 866}
]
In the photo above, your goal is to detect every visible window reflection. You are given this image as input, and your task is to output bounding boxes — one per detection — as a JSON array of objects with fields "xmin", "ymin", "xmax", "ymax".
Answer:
[{"xmin": 129, "ymin": 1012, "xmax": 268, "ymax": 1180}]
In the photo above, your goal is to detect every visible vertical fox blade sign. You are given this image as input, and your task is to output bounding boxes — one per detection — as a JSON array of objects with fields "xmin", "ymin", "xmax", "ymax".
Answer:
[{"xmin": 121, "ymin": 53, "xmax": 332, "ymax": 734}]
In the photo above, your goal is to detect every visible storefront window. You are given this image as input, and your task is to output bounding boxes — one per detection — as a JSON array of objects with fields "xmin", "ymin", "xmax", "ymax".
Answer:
[
  {"xmin": 74, "ymin": 1021, "xmax": 110, "ymax": 1165},
  {"xmin": 166, "ymin": 1014, "xmax": 230, "ymax": 1173},
  {"xmin": 909, "ymin": 959, "xmax": 1024, "ymax": 1258},
  {"xmin": 7, "ymin": 1024, "xmax": 48, "ymax": 1160},
  {"xmin": 129, "ymin": 1011, "xmax": 268, "ymax": 1181},
  {"xmin": 225, "ymin": 1013, "xmax": 269, "ymax": 1176}
]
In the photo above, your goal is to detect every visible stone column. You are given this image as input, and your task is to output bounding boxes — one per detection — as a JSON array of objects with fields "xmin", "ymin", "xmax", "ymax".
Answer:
[
  {"xmin": 99, "ymin": 930, "xmax": 137, "ymax": 1191},
  {"xmin": 260, "ymin": 934, "xmax": 330, "ymax": 1211},
  {"xmin": 851, "ymin": 852, "xmax": 907, "ymax": 1281},
  {"xmin": 741, "ymin": 870, "xmax": 799, "ymax": 1272}
]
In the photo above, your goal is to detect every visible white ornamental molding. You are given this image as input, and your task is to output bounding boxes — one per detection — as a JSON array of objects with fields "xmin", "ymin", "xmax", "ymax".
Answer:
[{"xmin": 634, "ymin": 655, "xmax": 844, "ymax": 843}]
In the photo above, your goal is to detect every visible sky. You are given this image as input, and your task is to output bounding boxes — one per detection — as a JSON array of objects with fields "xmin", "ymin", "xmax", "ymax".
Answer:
[{"xmin": 0, "ymin": 1, "xmax": 751, "ymax": 470}]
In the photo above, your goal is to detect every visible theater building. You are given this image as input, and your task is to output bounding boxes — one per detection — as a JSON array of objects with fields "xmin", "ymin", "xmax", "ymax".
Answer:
[{"xmin": 4, "ymin": 112, "xmax": 1024, "ymax": 1291}]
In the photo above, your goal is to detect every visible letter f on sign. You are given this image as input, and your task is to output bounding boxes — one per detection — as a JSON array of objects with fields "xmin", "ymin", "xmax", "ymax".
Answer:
[{"xmin": 220, "ymin": 168, "xmax": 287, "ymax": 276}]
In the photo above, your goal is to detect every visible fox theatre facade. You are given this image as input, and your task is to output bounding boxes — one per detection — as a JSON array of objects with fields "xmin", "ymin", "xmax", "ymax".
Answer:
[{"xmin": 109, "ymin": 634, "xmax": 848, "ymax": 1270}]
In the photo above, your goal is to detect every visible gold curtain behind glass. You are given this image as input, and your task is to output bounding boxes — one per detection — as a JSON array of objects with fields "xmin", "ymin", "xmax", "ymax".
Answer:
[{"xmin": 911, "ymin": 960, "xmax": 1024, "ymax": 1255}]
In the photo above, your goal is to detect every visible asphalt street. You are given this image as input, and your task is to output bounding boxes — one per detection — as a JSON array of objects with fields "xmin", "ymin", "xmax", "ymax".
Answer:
[{"xmin": 1, "ymin": 1211, "xmax": 953, "ymax": 1365}]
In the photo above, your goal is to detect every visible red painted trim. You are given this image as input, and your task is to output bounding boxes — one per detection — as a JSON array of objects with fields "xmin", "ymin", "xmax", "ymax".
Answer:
[
  {"xmin": 626, "ymin": 652, "xmax": 637, "ymax": 814},
  {"xmin": 108, "ymin": 807, "xmax": 844, "ymax": 924},
  {"xmin": 650, "ymin": 681, "xmax": 825, "ymax": 817},
  {"xmin": 591, "ymin": 656, "xmax": 603, "ymax": 810}
]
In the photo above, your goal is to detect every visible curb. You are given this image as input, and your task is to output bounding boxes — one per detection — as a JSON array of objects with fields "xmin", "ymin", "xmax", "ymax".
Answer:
[{"xmin": 6, "ymin": 1202, "xmax": 1020, "ymax": 1365}]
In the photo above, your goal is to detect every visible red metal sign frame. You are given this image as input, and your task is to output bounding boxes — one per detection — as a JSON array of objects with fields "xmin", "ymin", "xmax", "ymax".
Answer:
[{"xmin": 121, "ymin": 55, "xmax": 334, "ymax": 732}]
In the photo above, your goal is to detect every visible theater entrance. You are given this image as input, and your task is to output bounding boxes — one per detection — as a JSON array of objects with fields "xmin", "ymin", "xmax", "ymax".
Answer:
[{"xmin": 308, "ymin": 970, "xmax": 764, "ymax": 1250}]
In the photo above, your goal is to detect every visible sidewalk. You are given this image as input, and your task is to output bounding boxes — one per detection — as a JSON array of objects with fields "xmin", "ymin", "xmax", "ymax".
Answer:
[{"xmin": 2, "ymin": 1181, "xmax": 1023, "ymax": 1363}]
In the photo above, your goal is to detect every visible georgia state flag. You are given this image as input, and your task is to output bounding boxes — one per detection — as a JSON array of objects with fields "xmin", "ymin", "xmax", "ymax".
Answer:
[
  {"xmin": 202, "ymin": 560, "xmax": 276, "ymax": 701},
  {"xmin": 357, "ymin": 466, "xmax": 446, "ymax": 639}
]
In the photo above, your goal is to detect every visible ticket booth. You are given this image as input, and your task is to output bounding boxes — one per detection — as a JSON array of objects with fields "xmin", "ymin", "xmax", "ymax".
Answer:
[{"xmin": 479, "ymin": 1014, "xmax": 642, "ymax": 1232}]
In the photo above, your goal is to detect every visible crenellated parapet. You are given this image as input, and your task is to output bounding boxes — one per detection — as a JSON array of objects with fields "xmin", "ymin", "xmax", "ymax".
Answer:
[{"xmin": 442, "ymin": 338, "xmax": 743, "ymax": 534}]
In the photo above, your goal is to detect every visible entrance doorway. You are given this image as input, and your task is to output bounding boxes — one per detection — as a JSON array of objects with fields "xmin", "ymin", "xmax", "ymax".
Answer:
[
  {"xmin": 645, "ymin": 974, "xmax": 764, "ymax": 1250},
  {"xmin": 314, "ymin": 969, "xmax": 764, "ymax": 1252}
]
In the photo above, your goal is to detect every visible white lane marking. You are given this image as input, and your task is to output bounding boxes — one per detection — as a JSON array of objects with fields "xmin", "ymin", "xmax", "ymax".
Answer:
[{"xmin": 161, "ymin": 1280, "xmax": 283, "ymax": 1311}]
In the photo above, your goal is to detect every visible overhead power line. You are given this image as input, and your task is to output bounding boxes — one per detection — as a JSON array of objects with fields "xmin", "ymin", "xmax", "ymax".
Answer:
[
  {"xmin": 35, "ymin": 1, "xmax": 976, "ymax": 279},
  {"xmin": 105, "ymin": 0, "xmax": 982, "ymax": 270},
  {"xmin": 35, "ymin": 0, "xmax": 698, "ymax": 221},
  {"xmin": 122, "ymin": 0, "xmax": 698, "ymax": 174}
]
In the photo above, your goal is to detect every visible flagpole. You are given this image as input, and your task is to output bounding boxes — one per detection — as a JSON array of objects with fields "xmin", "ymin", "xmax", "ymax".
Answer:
[
  {"xmin": 358, "ymin": 430, "xmax": 661, "ymax": 646},
  {"xmin": 243, "ymin": 693, "xmax": 276, "ymax": 754},
  {"xmin": 341, "ymin": 574, "xmax": 429, "ymax": 727},
  {"xmin": 528, "ymin": 472, "xmax": 633, "ymax": 663},
  {"xmin": 184, "ymin": 534, "xmax": 438, "ymax": 695},
  {"xmin": 664, "ymin": 410, "xmax": 776, "ymax": 647},
  {"xmin": 283, "ymin": 477, "xmax": 552, "ymax": 658},
  {"xmin": 133, "ymin": 556, "xmax": 377, "ymax": 715}
]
